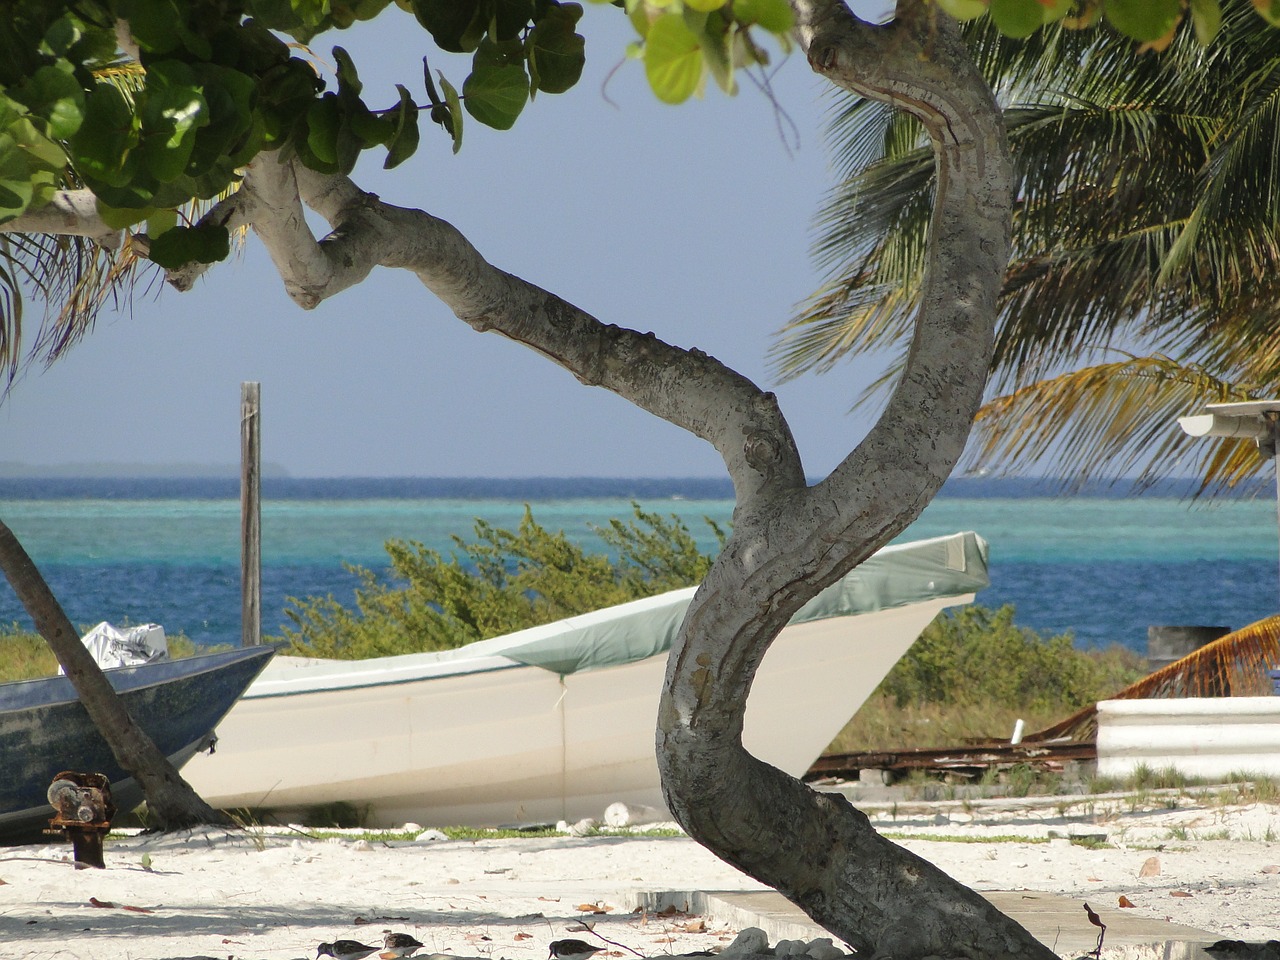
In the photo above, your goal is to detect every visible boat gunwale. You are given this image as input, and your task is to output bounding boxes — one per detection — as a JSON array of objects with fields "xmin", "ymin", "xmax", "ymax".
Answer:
[{"xmin": 0, "ymin": 646, "xmax": 275, "ymax": 713}]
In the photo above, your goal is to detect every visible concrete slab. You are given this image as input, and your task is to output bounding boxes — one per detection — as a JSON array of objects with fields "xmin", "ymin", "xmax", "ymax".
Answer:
[{"xmin": 636, "ymin": 889, "xmax": 1224, "ymax": 959}]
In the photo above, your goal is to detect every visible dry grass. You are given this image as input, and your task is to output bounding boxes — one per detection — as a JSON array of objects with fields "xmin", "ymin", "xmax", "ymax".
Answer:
[
  {"xmin": 826, "ymin": 696, "xmax": 1073, "ymax": 754},
  {"xmin": 0, "ymin": 624, "xmax": 60, "ymax": 681},
  {"xmin": 0, "ymin": 624, "xmax": 207, "ymax": 681}
]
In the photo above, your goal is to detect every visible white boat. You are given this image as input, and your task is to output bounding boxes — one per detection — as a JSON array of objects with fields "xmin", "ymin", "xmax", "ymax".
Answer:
[{"xmin": 182, "ymin": 532, "xmax": 988, "ymax": 828}]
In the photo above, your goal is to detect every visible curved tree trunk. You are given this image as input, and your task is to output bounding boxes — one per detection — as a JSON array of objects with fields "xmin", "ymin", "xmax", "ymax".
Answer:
[
  {"xmin": 0, "ymin": 518, "xmax": 232, "ymax": 831},
  {"xmin": 655, "ymin": 6, "xmax": 1057, "ymax": 960}
]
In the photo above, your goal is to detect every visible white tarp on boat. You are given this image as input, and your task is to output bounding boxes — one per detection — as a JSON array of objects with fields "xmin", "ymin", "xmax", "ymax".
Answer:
[
  {"xmin": 446, "ymin": 530, "xmax": 990, "ymax": 675},
  {"xmin": 60, "ymin": 622, "xmax": 169, "ymax": 673}
]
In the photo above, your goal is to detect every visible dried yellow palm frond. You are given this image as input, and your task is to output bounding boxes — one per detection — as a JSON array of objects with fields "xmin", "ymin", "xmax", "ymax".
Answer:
[
  {"xmin": 1026, "ymin": 615, "xmax": 1280, "ymax": 743},
  {"xmin": 966, "ymin": 354, "xmax": 1262, "ymax": 493}
]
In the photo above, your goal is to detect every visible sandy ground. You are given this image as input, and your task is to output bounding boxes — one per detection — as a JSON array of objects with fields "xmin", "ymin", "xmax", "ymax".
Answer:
[{"xmin": 2, "ymin": 791, "xmax": 1279, "ymax": 960}]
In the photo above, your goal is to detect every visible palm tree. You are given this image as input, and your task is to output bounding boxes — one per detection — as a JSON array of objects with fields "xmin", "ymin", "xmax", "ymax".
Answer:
[{"xmin": 773, "ymin": 0, "xmax": 1280, "ymax": 492}]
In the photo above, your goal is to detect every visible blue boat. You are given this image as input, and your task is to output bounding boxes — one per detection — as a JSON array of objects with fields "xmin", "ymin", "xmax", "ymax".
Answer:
[{"xmin": 0, "ymin": 645, "xmax": 275, "ymax": 841}]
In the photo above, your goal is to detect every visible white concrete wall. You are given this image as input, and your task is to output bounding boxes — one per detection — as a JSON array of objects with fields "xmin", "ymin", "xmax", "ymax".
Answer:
[{"xmin": 1097, "ymin": 696, "xmax": 1280, "ymax": 780}]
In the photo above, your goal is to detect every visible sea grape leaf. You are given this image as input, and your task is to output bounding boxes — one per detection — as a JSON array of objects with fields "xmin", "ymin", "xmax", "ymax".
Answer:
[
  {"xmin": 185, "ymin": 64, "xmax": 255, "ymax": 175},
  {"xmin": 989, "ymin": 0, "xmax": 1046, "ymax": 37},
  {"xmin": 493, "ymin": 0, "xmax": 536, "ymax": 41},
  {"xmin": 1190, "ymin": 0, "xmax": 1222, "ymax": 41},
  {"xmin": 305, "ymin": 94, "xmax": 341, "ymax": 165},
  {"xmin": 644, "ymin": 13, "xmax": 702, "ymax": 104},
  {"xmin": 410, "ymin": 0, "xmax": 482, "ymax": 52},
  {"xmin": 1252, "ymin": 0, "xmax": 1280, "ymax": 26},
  {"xmin": 147, "ymin": 222, "xmax": 231, "ymax": 269},
  {"xmin": 0, "ymin": 134, "xmax": 35, "ymax": 221},
  {"xmin": 70, "ymin": 83, "xmax": 140, "ymax": 187},
  {"xmin": 935, "ymin": 0, "xmax": 988, "ymax": 21},
  {"xmin": 527, "ymin": 4, "xmax": 585, "ymax": 95},
  {"xmin": 138, "ymin": 60, "xmax": 210, "ymax": 183},
  {"xmin": 14, "ymin": 63, "xmax": 85, "ymax": 140},
  {"xmin": 463, "ymin": 43, "xmax": 528, "ymax": 129},
  {"xmin": 732, "ymin": 0, "xmax": 794, "ymax": 32},
  {"xmin": 95, "ymin": 201, "xmax": 154, "ymax": 229},
  {"xmin": 384, "ymin": 83, "xmax": 420, "ymax": 167},
  {"xmin": 1104, "ymin": 0, "xmax": 1181, "ymax": 40},
  {"xmin": 439, "ymin": 74, "xmax": 463, "ymax": 153},
  {"xmin": 699, "ymin": 17, "xmax": 734, "ymax": 94}
]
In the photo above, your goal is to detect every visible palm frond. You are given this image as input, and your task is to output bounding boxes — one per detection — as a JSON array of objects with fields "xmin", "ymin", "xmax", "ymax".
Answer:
[
  {"xmin": 1027, "ymin": 615, "xmax": 1280, "ymax": 743},
  {"xmin": 777, "ymin": 0, "xmax": 1280, "ymax": 495},
  {"xmin": 966, "ymin": 354, "xmax": 1261, "ymax": 491}
]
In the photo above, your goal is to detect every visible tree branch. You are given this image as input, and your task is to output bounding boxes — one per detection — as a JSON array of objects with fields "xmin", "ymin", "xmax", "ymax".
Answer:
[
  {"xmin": 1, "ymin": 191, "xmax": 122, "ymax": 249},
  {"xmin": 214, "ymin": 156, "xmax": 807, "ymax": 501}
]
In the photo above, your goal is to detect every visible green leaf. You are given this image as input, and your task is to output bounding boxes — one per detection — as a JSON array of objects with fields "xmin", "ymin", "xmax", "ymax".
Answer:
[
  {"xmin": 1103, "ymin": 0, "xmax": 1181, "ymax": 41},
  {"xmin": 333, "ymin": 46, "xmax": 363, "ymax": 98},
  {"xmin": 0, "ymin": 133, "xmax": 35, "ymax": 221},
  {"xmin": 14, "ymin": 63, "xmax": 85, "ymax": 140},
  {"xmin": 96, "ymin": 201, "xmax": 155, "ymax": 229},
  {"xmin": 1251, "ymin": 0, "xmax": 1280, "ymax": 26},
  {"xmin": 306, "ymin": 94, "xmax": 342, "ymax": 165},
  {"xmin": 1190, "ymin": 0, "xmax": 1222, "ymax": 40},
  {"xmin": 246, "ymin": 0, "xmax": 307, "ymax": 31},
  {"xmin": 39, "ymin": 14, "xmax": 83, "ymax": 57},
  {"xmin": 439, "ymin": 74, "xmax": 463, "ymax": 153},
  {"xmin": 384, "ymin": 84, "xmax": 420, "ymax": 167},
  {"xmin": 527, "ymin": 4, "xmax": 586, "ymax": 95},
  {"xmin": 147, "ymin": 223, "xmax": 231, "ymax": 269},
  {"xmin": 117, "ymin": 0, "xmax": 212, "ymax": 57},
  {"xmin": 70, "ymin": 83, "xmax": 140, "ymax": 187},
  {"xmin": 493, "ymin": 0, "xmax": 536, "ymax": 41},
  {"xmin": 699, "ymin": 18, "xmax": 734, "ymax": 95},
  {"xmin": 186, "ymin": 64, "xmax": 256, "ymax": 175},
  {"xmin": 644, "ymin": 13, "xmax": 703, "ymax": 104},
  {"xmin": 685, "ymin": 0, "xmax": 726, "ymax": 11},
  {"xmin": 138, "ymin": 60, "xmax": 210, "ymax": 183},
  {"xmin": 989, "ymin": 0, "xmax": 1046, "ymax": 38},
  {"xmin": 463, "ymin": 46, "xmax": 529, "ymax": 130},
  {"xmin": 10, "ymin": 117, "xmax": 67, "ymax": 172},
  {"xmin": 732, "ymin": 0, "xmax": 794, "ymax": 32},
  {"xmin": 410, "ymin": 0, "xmax": 482, "ymax": 52},
  {"xmin": 146, "ymin": 207, "xmax": 179, "ymax": 237},
  {"xmin": 935, "ymin": 0, "xmax": 989, "ymax": 21}
]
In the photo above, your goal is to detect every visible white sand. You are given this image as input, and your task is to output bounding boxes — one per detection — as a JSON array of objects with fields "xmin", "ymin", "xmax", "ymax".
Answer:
[{"xmin": 2, "ymin": 792, "xmax": 1280, "ymax": 960}]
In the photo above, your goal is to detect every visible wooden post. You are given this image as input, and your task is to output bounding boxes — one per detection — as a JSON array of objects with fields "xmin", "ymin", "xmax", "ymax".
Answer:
[{"xmin": 241, "ymin": 382, "xmax": 261, "ymax": 647}]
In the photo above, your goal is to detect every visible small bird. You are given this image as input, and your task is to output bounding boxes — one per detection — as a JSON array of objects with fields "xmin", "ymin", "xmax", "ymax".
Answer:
[
  {"xmin": 548, "ymin": 939, "xmax": 605, "ymax": 960},
  {"xmin": 382, "ymin": 929, "xmax": 424, "ymax": 958},
  {"xmin": 317, "ymin": 941, "xmax": 381, "ymax": 960}
]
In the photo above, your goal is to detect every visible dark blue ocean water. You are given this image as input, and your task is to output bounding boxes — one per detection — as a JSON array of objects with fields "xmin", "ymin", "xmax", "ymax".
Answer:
[{"xmin": 2, "ymin": 476, "xmax": 1277, "ymax": 653}]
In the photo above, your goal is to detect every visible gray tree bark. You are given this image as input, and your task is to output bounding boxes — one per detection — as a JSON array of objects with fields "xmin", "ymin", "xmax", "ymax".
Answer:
[
  {"xmin": 3, "ymin": 0, "xmax": 1051, "ymax": 953},
  {"xmin": 0, "ymin": 519, "xmax": 232, "ymax": 831},
  {"xmin": 654, "ymin": 5, "xmax": 1054, "ymax": 958}
]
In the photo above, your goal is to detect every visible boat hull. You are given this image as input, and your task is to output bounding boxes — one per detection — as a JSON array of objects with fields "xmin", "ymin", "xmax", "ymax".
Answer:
[
  {"xmin": 184, "ymin": 597, "xmax": 968, "ymax": 827},
  {"xmin": 0, "ymin": 646, "xmax": 275, "ymax": 841}
]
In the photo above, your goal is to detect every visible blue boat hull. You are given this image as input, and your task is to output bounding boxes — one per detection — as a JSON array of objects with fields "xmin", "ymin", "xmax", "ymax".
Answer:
[{"xmin": 0, "ymin": 646, "xmax": 274, "ymax": 841}]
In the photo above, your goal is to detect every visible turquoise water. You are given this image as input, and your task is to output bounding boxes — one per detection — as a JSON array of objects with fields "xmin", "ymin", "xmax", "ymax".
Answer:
[{"xmin": 2, "ymin": 483, "xmax": 1278, "ymax": 652}]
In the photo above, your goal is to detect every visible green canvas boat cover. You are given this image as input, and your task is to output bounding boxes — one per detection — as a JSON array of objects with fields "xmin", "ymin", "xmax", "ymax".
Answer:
[{"xmin": 433, "ymin": 531, "xmax": 988, "ymax": 676}]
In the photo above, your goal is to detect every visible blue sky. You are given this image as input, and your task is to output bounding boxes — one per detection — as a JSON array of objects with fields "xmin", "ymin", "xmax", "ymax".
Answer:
[{"xmin": 0, "ymin": 7, "xmax": 894, "ymax": 479}]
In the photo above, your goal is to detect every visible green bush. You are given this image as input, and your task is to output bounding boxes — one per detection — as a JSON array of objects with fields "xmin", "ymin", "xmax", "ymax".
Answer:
[
  {"xmin": 879, "ymin": 604, "xmax": 1145, "ymax": 713},
  {"xmin": 274, "ymin": 503, "xmax": 725, "ymax": 659}
]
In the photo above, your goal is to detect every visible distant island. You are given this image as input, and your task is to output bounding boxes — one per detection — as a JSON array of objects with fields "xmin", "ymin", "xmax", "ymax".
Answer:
[
  {"xmin": 0, "ymin": 461, "xmax": 293, "ymax": 479},
  {"xmin": 0, "ymin": 472, "xmax": 1265, "ymax": 500}
]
